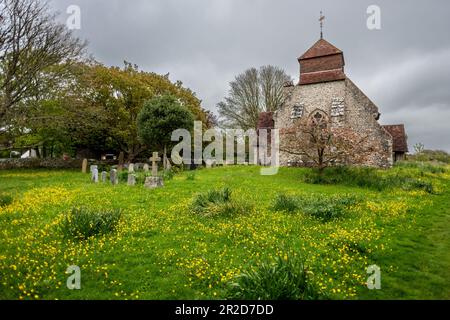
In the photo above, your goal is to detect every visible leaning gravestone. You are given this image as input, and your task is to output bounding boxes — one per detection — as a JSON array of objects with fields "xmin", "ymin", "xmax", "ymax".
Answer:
[
  {"xmin": 82, "ymin": 158, "xmax": 88, "ymax": 173},
  {"xmin": 144, "ymin": 152, "xmax": 164, "ymax": 189},
  {"xmin": 127, "ymin": 174, "xmax": 136, "ymax": 186},
  {"xmin": 143, "ymin": 163, "xmax": 149, "ymax": 172},
  {"xmin": 110, "ymin": 169, "xmax": 118, "ymax": 185},
  {"xmin": 91, "ymin": 165, "xmax": 99, "ymax": 183},
  {"xmin": 101, "ymin": 171, "xmax": 107, "ymax": 183}
]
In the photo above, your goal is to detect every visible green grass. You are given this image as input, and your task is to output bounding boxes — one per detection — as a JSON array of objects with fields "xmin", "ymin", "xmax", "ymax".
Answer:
[{"xmin": 0, "ymin": 165, "xmax": 449, "ymax": 300}]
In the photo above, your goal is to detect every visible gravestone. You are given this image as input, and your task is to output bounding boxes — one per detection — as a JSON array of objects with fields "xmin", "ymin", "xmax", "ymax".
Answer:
[
  {"xmin": 81, "ymin": 158, "xmax": 88, "ymax": 173},
  {"xmin": 143, "ymin": 163, "xmax": 150, "ymax": 172},
  {"xmin": 128, "ymin": 163, "xmax": 135, "ymax": 173},
  {"xmin": 205, "ymin": 159, "xmax": 212, "ymax": 169},
  {"xmin": 91, "ymin": 165, "xmax": 99, "ymax": 183},
  {"xmin": 144, "ymin": 176, "xmax": 164, "ymax": 189},
  {"xmin": 144, "ymin": 152, "xmax": 164, "ymax": 189},
  {"xmin": 150, "ymin": 152, "xmax": 161, "ymax": 177},
  {"xmin": 117, "ymin": 152, "xmax": 124, "ymax": 171},
  {"xmin": 127, "ymin": 174, "xmax": 136, "ymax": 186},
  {"xmin": 110, "ymin": 169, "xmax": 118, "ymax": 185},
  {"xmin": 101, "ymin": 171, "xmax": 107, "ymax": 183}
]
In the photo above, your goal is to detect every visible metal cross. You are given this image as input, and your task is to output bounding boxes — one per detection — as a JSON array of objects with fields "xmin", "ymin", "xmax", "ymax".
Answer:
[{"xmin": 319, "ymin": 11, "xmax": 325, "ymax": 39}]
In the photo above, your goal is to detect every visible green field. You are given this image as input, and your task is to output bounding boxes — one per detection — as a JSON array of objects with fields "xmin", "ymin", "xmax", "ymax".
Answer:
[{"xmin": 0, "ymin": 165, "xmax": 449, "ymax": 300}]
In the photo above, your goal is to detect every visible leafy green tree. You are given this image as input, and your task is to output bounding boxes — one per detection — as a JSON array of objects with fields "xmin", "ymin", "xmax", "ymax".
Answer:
[{"xmin": 137, "ymin": 95, "xmax": 194, "ymax": 160}]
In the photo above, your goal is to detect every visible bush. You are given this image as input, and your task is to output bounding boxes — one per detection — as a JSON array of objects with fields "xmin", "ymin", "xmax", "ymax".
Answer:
[
  {"xmin": 228, "ymin": 255, "xmax": 320, "ymax": 300},
  {"xmin": 118, "ymin": 170, "xmax": 129, "ymax": 183},
  {"xmin": 298, "ymin": 194, "xmax": 357, "ymax": 222},
  {"xmin": 272, "ymin": 194, "xmax": 298, "ymax": 213},
  {"xmin": 59, "ymin": 207, "xmax": 122, "ymax": 240},
  {"xmin": 0, "ymin": 194, "xmax": 13, "ymax": 207}
]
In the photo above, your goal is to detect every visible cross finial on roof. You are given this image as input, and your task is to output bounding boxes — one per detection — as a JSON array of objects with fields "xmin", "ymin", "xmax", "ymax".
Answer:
[{"xmin": 319, "ymin": 11, "xmax": 325, "ymax": 39}]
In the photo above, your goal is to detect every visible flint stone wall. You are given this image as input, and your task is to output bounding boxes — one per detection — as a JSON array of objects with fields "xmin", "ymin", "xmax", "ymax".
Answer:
[{"xmin": 274, "ymin": 78, "xmax": 393, "ymax": 168}]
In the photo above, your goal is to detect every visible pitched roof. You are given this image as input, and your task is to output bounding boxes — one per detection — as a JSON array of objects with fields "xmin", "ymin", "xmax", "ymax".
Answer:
[
  {"xmin": 257, "ymin": 112, "xmax": 274, "ymax": 130},
  {"xmin": 383, "ymin": 124, "xmax": 408, "ymax": 153},
  {"xmin": 298, "ymin": 39, "xmax": 343, "ymax": 60}
]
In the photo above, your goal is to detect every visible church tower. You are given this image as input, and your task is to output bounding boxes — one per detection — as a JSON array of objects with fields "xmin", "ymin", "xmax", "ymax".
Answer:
[{"xmin": 298, "ymin": 38, "xmax": 346, "ymax": 85}]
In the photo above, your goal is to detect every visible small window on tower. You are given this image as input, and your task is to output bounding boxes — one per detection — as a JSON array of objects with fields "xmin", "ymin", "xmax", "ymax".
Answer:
[
  {"xmin": 331, "ymin": 98, "xmax": 345, "ymax": 117},
  {"xmin": 290, "ymin": 105, "xmax": 304, "ymax": 119}
]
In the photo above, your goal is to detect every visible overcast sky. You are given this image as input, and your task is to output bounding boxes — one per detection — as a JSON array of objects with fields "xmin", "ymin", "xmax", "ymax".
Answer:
[{"xmin": 50, "ymin": 0, "xmax": 450, "ymax": 152}]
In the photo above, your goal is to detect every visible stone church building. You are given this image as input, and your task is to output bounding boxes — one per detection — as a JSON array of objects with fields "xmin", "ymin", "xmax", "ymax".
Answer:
[{"xmin": 258, "ymin": 37, "xmax": 408, "ymax": 168}]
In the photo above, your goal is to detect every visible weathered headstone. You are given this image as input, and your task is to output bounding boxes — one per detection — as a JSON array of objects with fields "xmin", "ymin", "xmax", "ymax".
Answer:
[
  {"xmin": 91, "ymin": 165, "xmax": 99, "ymax": 183},
  {"xmin": 205, "ymin": 159, "xmax": 213, "ymax": 169},
  {"xmin": 143, "ymin": 163, "xmax": 150, "ymax": 172},
  {"xmin": 128, "ymin": 163, "xmax": 135, "ymax": 173},
  {"xmin": 145, "ymin": 152, "xmax": 164, "ymax": 189},
  {"xmin": 110, "ymin": 169, "xmax": 118, "ymax": 185},
  {"xmin": 144, "ymin": 176, "xmax": 164, "ymax": 189},
  {"xmin": 81, "ymin": 158, "xmax": 88, "ymax": 173},
  {"xmin": 127, "ymin": 174, "xmax": 136, "ymax": 186},
  {"xmin": 101, "ymin": 171, "xmax": 107, "ymax": 183},
  {"xmin": 150, "ymin": 152, "xmax": 161, "ymax": 177},
  {"xmin": 118, "ymin": 152, "xmax": 124, "ymax": 171}
]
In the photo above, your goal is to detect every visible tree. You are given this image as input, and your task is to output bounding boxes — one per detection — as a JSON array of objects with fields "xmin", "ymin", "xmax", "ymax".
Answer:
[
  {"xmin": 280, "ymin": 111, "xmax": 377, "ymax": 174},
  {"xmin": 0, "ymin": 0, "xmax": 85, "ymax": 124},
  {"xmin": 137, "ymin": 94, "xmax": 194, "ymax": 162},
  {"xmin": 217, "ymin": 65, "xmax": 291, "ymax": 130}
]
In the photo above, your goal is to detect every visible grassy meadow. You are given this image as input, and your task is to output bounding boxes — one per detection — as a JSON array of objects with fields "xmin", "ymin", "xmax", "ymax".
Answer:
[{"xmin": 0, "ymin": 164, "xmax": 449, "ymax": 300}]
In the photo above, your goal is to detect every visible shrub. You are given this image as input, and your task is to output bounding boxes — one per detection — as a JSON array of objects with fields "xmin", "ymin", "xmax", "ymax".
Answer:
[
  {"xmin": 59, "ymin": 207, "xmax": 122, "ymax": 240},
  {"xmin": 228, "ymin": 255, "xmax": 320, "ymax": 300},
  {"xmin": 272, "ymin": 194, "xmax": 298, "ymax": 213},
  {"xmin": 118, "ymin": 170, "xmax": 129, "ymax": 183},
  {"xmin": 0, "ymin": 194, "xmax": 13, "ymax": 207},
  {"xmin": 298, "ymin": 194, "xmax": 357, "ymax": 222}
]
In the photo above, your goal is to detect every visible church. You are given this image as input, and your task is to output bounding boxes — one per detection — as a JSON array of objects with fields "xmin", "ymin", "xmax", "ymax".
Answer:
[{"xmin": 258, "ymin": 35, "xmax": 408, "ymax": 168}]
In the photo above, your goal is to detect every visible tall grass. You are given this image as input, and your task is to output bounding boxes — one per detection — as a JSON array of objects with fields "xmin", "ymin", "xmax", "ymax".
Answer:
[
  {"xmin": 304, "ymin": 166, "xmax": 437, "ymax": 193},
  {"xmin": 228, "ymin": 254, "xmax": 321, "ymax": 300},
  {"xmin": 191, "ymin": 188, "xmax": 251, "ymax": 218},
  {"xmin": 0, "ymin": 194, "xmax": 13, "ymax": 207},
  {"xmin": 59, "ymin": 207, "xmax": 122, "ymax": 240}
]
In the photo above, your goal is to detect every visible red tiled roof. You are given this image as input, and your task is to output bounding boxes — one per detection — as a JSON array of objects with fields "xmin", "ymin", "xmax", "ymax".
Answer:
[
  {"xmin": 257, "ymin": 112, "xmax": 274, "ymax": 130},
  {"xmin": 297, "ymin": 38, "xmax": 345, "ymax": 85},
  {"xmin": 383, "ymin": 124, "xmax": 408, "ymax": 153},
  {"xmin": 299, "ymin": 69, "xmax": 346, "ymax": 85},
  {"xmin": 298, "ymin": 39, "xmax": 343, "ymax": 60}
]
